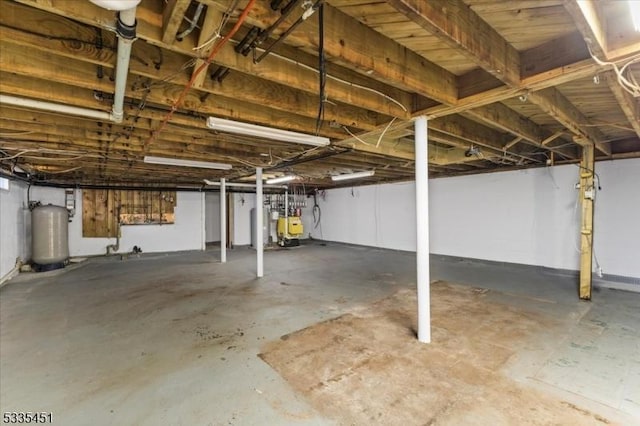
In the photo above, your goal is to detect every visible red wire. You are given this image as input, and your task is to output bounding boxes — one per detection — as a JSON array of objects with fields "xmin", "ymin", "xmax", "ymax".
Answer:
[{"xmin": 144, "ymin": 0, "xmax": 258, "ymax": 149}]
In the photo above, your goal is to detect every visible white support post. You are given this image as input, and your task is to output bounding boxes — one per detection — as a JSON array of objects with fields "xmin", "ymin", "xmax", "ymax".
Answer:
[
  {"xmin": 256, "ymin": 167, "xmax": 264, "ymax": 277},
  {"xmin": 415, "ymin": 115, "xmax": 431, "ymax": 343},
  {"xmin": 201, "ymin": 192, "xmax": 206, "ymax": 251},
  {"xmin": 220, "ymin": 178, "xmax": 227, "ymax": 263}
]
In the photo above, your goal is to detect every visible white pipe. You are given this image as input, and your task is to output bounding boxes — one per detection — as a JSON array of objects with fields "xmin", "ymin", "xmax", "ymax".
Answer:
[
  {"xmin": 111, "ymin": 6, "xmax": 137, "ymax": 123},
  {"xmin": 256, "ymin": 167, "xmax": 264, "ymax": 277},
  {"xmin": 220, "ymin": 178, "xmax": 227, "ymax": 263},
  {"xmin": 88, "ymin": 1, "xmax": 140, "ymax": 124},
  {"xmin": 0, "ymin": 94, "xmax": 111, "ymax": 121},
  {"xmin": 415, "ymin": 116, "xmax": 431, "ymax": 344}
]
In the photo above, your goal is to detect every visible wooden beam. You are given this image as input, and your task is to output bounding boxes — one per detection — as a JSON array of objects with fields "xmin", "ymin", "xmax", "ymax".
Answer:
[
  {"xmin": 563, "ymin": 0, "xmax": 607, "ymax": 57},
  {"xmin": 162, "ymin": 0, "xmax": 191, "ymax": 44},
  {"xmin": 466, "ymin": 103, "xmax": 577, "ymax": 159},
  {"xmin": 528, "ymin": 88, "xmax": 611, "ymax": 156},
  {"xmin": 579, "ymin": 144, "xmax": 595, "ymax": 300},
  {"xmin": 386, "ymin": 0, "xmax": 607, "ymax": 155},
  {"xmin": 430, "ymin": 115, "xmax": 538, "ymax": 162},
  {"xmin": 191, "ymin": 6, "xmax": 223, "ymax": 89},
  {"xmin": 541, "ymin": 131, "xmax": 566, "ymax": 146},
  {"xmin": 503, "ymin": 137, "xmax": 523, "ymax": 151},
  {"xmin": 421, "ymin": 59, "xmax": 601, "ymax": 119},
  {"xmin": 606, "ymin": 72, "xmax": 640, "ymax": 138},
  {"xmin": 4, "ymin": 0, "xmax": 411, "ymax": 118},
  {"xmin": 212, "ymin": 0, "xmax": 458, "ymax": 104},
  {"xmin": 0, "ymin": 70, "xmax": 349, "ymax": 141},
  {"xmin": 0, "ymin": 25, "xmax": 382, "ymax": 131},
  {"xmin": 387, "ymin": 0, "xmax": 520, "ymax": 86},
  {"xmin": 520, "ymin": 31, "xmax": 590, "ymax": 79}
]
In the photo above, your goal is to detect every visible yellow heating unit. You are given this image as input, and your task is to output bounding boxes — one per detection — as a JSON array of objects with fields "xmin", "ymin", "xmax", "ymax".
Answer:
[{"xmin": 277, "ymin": 216, "xmax": 303, "ymax": 246}]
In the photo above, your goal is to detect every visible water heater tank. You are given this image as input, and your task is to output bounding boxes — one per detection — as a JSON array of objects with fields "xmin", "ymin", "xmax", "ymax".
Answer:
[{"xmin": 32, "ymin": 204, "xmax": 69, "ymax": 269}]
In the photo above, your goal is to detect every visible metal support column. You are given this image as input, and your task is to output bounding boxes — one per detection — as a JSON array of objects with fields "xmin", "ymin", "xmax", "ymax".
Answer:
[
  {"xmin": 415, "ymin": 115, "xmax": 431, "ymax": 343},
  {"xmin": 220, "ymin": 178, "xmax": 226, "ymax": 263},
  {"xmin": 579, "ymin": 145, "xmax": 595, "ymax": 300},
  {"xmin": 256, "ymin": 167, "xmax": 264, "ymax": 277}
]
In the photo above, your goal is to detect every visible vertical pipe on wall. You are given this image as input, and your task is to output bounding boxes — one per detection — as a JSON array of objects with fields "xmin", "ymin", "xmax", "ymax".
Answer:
[
  {"xmin": 415, "ymin": 115, "xmax": 431, "ymax": 343},
  {"xmin": 256, "ymin": 168, "xmax": 264, "ymax": 277},
  {"xmin": 220, "ymin": 178, "xmax": 227, "ymax": 263}
]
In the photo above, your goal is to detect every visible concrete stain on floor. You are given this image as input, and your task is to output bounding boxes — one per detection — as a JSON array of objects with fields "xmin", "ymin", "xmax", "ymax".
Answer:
[
  {"xmin": 1, "ymin": 243, "xmax": 638, "ymax": 425},
  {"xmin": 259, "ymin": 282, "xmax": 620, "ymax": 425}
]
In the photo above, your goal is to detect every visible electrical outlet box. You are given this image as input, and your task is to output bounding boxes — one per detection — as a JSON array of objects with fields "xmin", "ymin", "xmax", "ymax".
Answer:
[
  {"xmin": 584, "ymin": 188, "xmax": 594, "ymax": 200},
  {"xmin": 65, "ymin": 188, "xmax": 76, "ymax": 218}
]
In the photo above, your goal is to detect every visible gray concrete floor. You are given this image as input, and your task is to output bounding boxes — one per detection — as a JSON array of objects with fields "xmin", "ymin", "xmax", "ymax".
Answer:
[{"xmin": 1, "ymin": 241, "xmax": 638, "ymax": 425}]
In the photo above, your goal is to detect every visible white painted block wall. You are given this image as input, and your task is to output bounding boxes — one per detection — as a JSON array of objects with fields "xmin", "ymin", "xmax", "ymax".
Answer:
[
  {"xmin": 313, "ymin": 159, "xmax": 640, "ymax": 279},
  {"xmin": 232, "ymin": 192, "xmax": 256, "ymax": 246},
  {"xmin": 205, "ymin": 193, "xmax": 221, "ymax": 243},
  {"xmin": 0, "ymin": 180, "xmax": 30, "ymax": 280}
]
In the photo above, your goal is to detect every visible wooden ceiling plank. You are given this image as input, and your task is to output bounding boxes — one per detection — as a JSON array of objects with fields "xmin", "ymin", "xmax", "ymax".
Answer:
[
  {"xmin": 386, "ymin": 0, "xmax": 520, "ymax": 86},
  {"xmin": 4, "ymin": 0, "xmax": 410, "ymax": 119},
  {"xmin": 210, "ymin": 0, "xmax": 458, "ymax": 104},
  {"xmin": 191, "ymin": 5, "xmax": 223, "ymax": 89},
  {"xmin": 466, "ymin": 103, "xmax": 577, "ymax": 159},
  {"xmin": 0, "ymin": 52, "xmax": 355, "ymax": 140},
  {"xmin": 563, "ymin": 0, "xmax": 606, "ymax": 57},
  {"xmin": 0, "ymin": 26, "xmax": 381, "ymax": 131},
  {"xmin": 387, "ymin": 0, "xmax": 610, "ymax": 153},
  {"xmin": 528, "ymin": 88, "xmax": 611, "ymax": 155}
]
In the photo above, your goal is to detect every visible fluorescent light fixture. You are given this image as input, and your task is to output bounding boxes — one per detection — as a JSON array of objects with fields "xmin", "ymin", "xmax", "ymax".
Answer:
[
  {"xmin": 203, "ymin": 179, "xmax": 286, "ymax": 189},
  {"xmin": 266, "ymin": 175, "xmax": 296, "ymax": 184},
  {"xmin": 331, "ymin": 170, "xmax": 375, "ymax": 182},
  {"xmin": 206, "ymin": 117, "xmax": 330, "ymax": 147},
  {"xmin": 144, "ymin": 156, "xmax": 232, "ymax": 170},
  {"xmin": 631, "ymin": 1, "xmax": 640, "ymax": 32}
]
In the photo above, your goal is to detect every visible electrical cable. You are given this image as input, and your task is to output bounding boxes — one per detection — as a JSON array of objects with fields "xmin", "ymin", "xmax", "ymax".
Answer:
[
  {"xmin": 574, "ymin": 163, "xmax": 602, "ymax": 190},
  {"xmin": 586, "ymin": 43, "xmax": 640, "ymax": 97},
  {"xmin": 342, "ymin": 125, "xmax": 375, "ymax": 146},
  {"xmin": 375, "ymin": 117, "xmax": 397, "ymax": 148},
  {"xmin": 232, "ymin": 42, "xmax": 408, "ymax": 113},
  {"xmin": 145, "ymin": 0, "xmax": 257, "ymax": 149},
  {"xmin": 193, "ymin": 1, "xmax": 237, "ymax": 51},
  {"xmin": 312, "ymin": 190, "xmax": 321, "ymax": 228},
  {"xmin": 34, "ymin": 166, "xmax": 82, "ymax": 174}
]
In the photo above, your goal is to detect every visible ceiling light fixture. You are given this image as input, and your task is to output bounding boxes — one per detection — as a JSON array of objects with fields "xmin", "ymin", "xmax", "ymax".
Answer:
[
  {"xmin": 265, "ymin": 175, "xmax": 297, "ymax": 184},
  {"xmin": 203, "ymin": 179, "xmax": 286, "ymax": 189},
  {"xmin": 331, "ymin": 170, "xmax": 375, "ymax": 181},
  {"xmin": 143, "ymin": 156, "xmax": 232, "ymax": 170},
  {"xmin": 206, "ymin": 117, "xmax": 330, "ymax": 147},
  {"xmin": 631, "ymin": 0, "xmax": 640, "ymax": 32}
]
